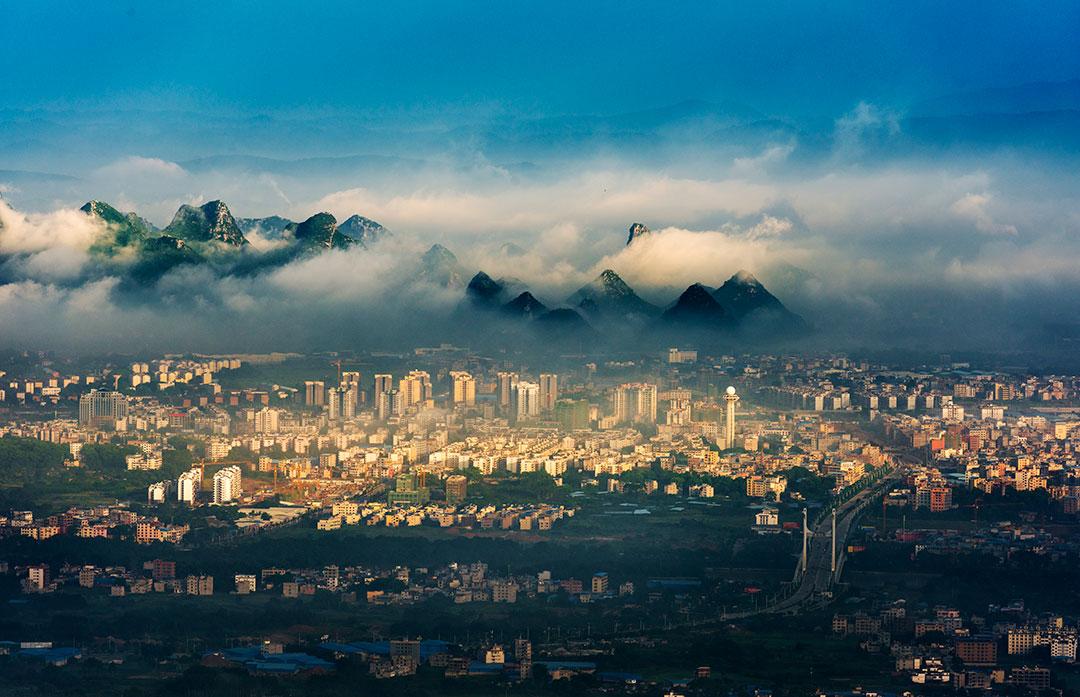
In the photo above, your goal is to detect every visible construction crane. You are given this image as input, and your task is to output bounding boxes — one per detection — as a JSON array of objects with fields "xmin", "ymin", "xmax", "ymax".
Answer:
[{"xmin": 330, "ymin": 359, "xmax": 343, "ymax": 384}]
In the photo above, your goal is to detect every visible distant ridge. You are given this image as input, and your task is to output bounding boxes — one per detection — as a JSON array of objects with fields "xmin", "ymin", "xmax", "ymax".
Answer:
[
  {"xmin": 418, "ymin": 244, "xmax": 467, "ymax": 288},
  {"xmin": 661, "ymin": 283, "xmax": 731, "ymax": 326},
  {"xmin": 566, "ymin": 269, "xmax": 659, "ymax": 320},
  {"xmin": 164, "ymin": 200, "xmax": 248, "ymax": 246},
  {"xmin": 712, "ymin": 269, "xmax": 806, "ymax": 332}
]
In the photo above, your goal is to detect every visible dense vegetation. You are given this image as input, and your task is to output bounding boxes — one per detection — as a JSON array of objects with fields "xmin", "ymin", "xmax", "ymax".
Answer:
[{"xmin": 0, "ymin": 435, "xmax": 194, "ymax": 512}]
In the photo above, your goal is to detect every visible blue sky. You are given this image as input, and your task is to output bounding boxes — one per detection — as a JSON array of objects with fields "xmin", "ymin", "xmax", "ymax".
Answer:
[{"xmin": 5, "ymin": 1, "xmax": 1080, "ymax": 117}]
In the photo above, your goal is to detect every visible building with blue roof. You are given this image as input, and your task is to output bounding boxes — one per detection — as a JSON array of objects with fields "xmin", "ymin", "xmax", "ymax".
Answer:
[{"xmin": 15, "ymin": 647, "xmax": 82, "ymax": 666}]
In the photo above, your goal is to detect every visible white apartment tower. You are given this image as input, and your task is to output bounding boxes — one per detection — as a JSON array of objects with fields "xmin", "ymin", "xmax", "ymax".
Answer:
[
  {"xmin": 147, "ymin": 481, "xmax": 169, "ymax": 504},
  {"xmin": 177, "ymin": 467, "xmax": 202, "ymax": 504},
  {"xmin": 636, "ymin": 384, "xmax": 658, "ymax": 423},
  {"xmin": 254, "ymin": 407, "xmax": 279, "ymax": 433},
  {"xmin": 341, "ymin": 371, "xmax": 362, "ymax": 404},
  {"xmin": 516, "ymin": 381, "xmax": 541, "ymax": 421},
  {"xmin": 327, "ymin": 388, "xmax": 342, "ymax": 420},
  {"xmin": 341, "ymin": 388, "xmax": 357, "ymax": 419},
  {"xmin": 212, "ymin": 465, "xmax": 242, "ymax": 504}
]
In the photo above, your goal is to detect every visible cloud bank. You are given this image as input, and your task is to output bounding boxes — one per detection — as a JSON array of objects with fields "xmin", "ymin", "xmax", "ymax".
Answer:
[{"xmin": 1, "ymin": 98, "xmax": 1079, "ymax": 357}]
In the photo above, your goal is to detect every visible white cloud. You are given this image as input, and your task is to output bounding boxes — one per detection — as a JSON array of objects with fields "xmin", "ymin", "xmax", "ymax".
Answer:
[
  {"xmin": 95, "ymin": 156, "xmax": 187, "ymax": 179},
  {"xmin": 742, "ymin": 215, "xmax": 794, "ymax": 240},
  {"xmin": 587, "ymin": 226, "xmax": 797, "ymax": 291},
  {"xmin": 0, "ymin": 200, "xmax": 101, "ymax": 253},
  {"xmin": 834, "ymin": 102, "xmax": 901, "ymax": 151},
  {"xmin": 732, "ymin": 143, "xmax": 796, "ymax": 176},
  {"xmin": 309, "ymin": 171, "xmax": 776, "ymax": 239},
  {"xmin": 1, "ymin": 134, "xmax": 1079, "ymax": 352},
  {"xmin": 949, "ymin": 192, "xmax": 1018, "ymax": 236}
]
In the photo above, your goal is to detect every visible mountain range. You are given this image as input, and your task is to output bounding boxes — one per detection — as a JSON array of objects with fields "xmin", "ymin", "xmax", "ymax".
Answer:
[
  {"xmin": 566, "ymin": 267, "xmax": 659, "ymax": 321},
  {"xmin": 72, "ymin": 198, "xmax": 806, "ymax": 342},
  {"xmin": 459, "ymin": 262, "xmax": 807, "ymax": 343},
  {"xmin": 78, "ymin": 199, "xmax": 392, "ymax": 283}
]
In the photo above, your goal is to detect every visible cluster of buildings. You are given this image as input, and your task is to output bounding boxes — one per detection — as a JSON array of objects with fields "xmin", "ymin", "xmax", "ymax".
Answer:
[
  {"xmin": 4, "ymin": 353, "xmax": 909, "ymax": 554},
  {"xmin": 15, "ymin": 557, "xmax": 214, "ymax": 595},
  {"xmin": 879, "ymin": 408, "xmax": 1080, "ymax": 513},
  {"xmin": 902, "ymin": 521, "xmax": 1080, "ymax": 564},
  {"xmin": 882, "ymin": 466, "xmax": 957, "ymax": 513},
  {"xmin": 12, "ymin": 553, "xmax": 636, "ymax": 617},
  {"xmin": 146, "ymin": 464, "xmax": 242, "ymax": 506},
  {"xmin": 833, "ymin": 601, "xmax": 1076, "ymax": 689},
  {"xmin": 0, "ymin": 504, "xmax": 188, "ymax": 544},
  {"xmin": 12, "ymin": 351, "xmax": 1080, "ymax": 693},
  {"xmin": 753, "ymin": 355, "xmax": 1080, "ymax": 416},
  {"xmin": 315, "ymin": 498, "xmax": 573, "ymax": 532}
]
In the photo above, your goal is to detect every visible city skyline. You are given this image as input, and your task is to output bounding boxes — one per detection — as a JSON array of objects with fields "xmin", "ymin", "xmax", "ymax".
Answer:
[{"xmin": 2, "ymin": 3, "xmax": 1080, "ymax": 695}]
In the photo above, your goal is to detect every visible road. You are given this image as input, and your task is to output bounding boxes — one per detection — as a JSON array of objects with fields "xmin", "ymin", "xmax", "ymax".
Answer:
[{"xmin": 725, "ymin": 460, "xmax": 906, "ymax": 619}]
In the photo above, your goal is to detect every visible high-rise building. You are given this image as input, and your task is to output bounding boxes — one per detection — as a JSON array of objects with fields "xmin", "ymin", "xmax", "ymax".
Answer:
[
  {"xmin": 555, "ymin": 399, "xmax": 589, "ymax": 430},
  {"xmin": 516, "ymin": 381, "xmax": 540, "ymax": 421},
  {"xmin": 327, "ymin": 385, "xmax": 356, "ymax": 420},
  {"xmin": 445, "ymin": 474, "xmax": 468, "ymax": 503},
  {"xmin": 341, "ymin": 387, "xmax": 357, "ymax": 419},
  {"xmin": 341, "ymin": 371, "xmax": 361, "ymax": 404},
  {"xmin": 212, "ymin": 465, "xmax": 242, "ymax": 504},
  {"xmin": 388, "ymin": 471, "xmax": 430, "ymax": 505},
  {"xmin": 399, "ymin": 370, "xmax": 432, "ymax": 409},
  {"xmin": 254, "ymin": 407, "xmax": 279, "ymax": 433},
  {"xmin": 613, "ymin": 383, "xmax": 658, "ymax": 424},
  {"xmin": 497, "ymin": 371, "xmax": 518, "ymax": 411},
  {"xmin": 539, "ymin": 373, "xmax": 558, "ymax": 411},
  {"xmin": 636, "ymin": 384, "xmax": 657, "ymax": 423},
  {"xmin": 304, "ymin": 380, "xmax": 326, "ymax": 407},
  {"xmin": 147, "ymin": 481, "xmax": 169, "ymax": 504},
  {"xmin": 613, "ymin": 385, "xmax": 633, "ymax": 423},
  {"xmin": 327, "ymin": 387, "xmax": 342, "ymax": 420},
  {"xmin": 723, "ymin": 386, "xmax": 739, "ymax": 450},
  {"xmin": 177, "ymin": 467, "xmax": 201, "ymax": 504},
  {"xmin": 666, "ymin": 396, "xmax": 692, "ymax": 426},
  {"xmin": 451, "ymin": 371, "xmax": 477, "ymax": 406},
  {"xmin": 373, "ymin": 374, "xmax": 394, "ymax": 398},
  {"xmin": 515, "ymin": 637, "xmax": 533, "ymax": 680},
  {"xmin": 377, "ymin": 389, "xmax": 403, "ymax": 420},
  {"xmin": 78, "ymin": 390, "xmax": 129, "ymax": 429}
]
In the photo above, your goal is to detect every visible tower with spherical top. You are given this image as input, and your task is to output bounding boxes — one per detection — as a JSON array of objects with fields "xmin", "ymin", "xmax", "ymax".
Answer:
[{"xmin": 723, "ymin": 385, "xmax": 739, "ymax": 450}]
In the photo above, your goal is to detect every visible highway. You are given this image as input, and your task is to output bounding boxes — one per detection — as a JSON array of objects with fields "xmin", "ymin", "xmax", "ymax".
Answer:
[
  {"xmin": 598, "ymin": 455, "xmax": 909, "ymax": 638},
  {"xmin": 725, "ymin": 460, "xmax": 906, "ymax": 619}
]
